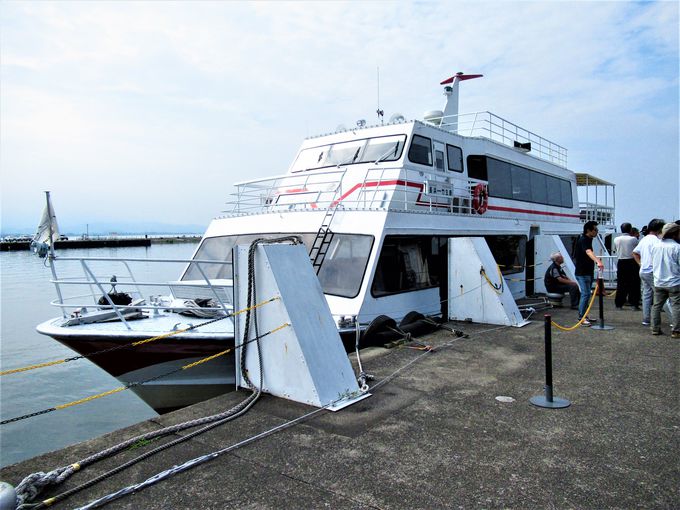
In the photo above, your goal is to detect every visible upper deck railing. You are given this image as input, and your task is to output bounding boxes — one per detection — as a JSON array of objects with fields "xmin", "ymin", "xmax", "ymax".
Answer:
[
  {"xmin": 431, "ymin": 111, "xmax": 568, "ymax": 168},
  {"xmin": 225, "ymin": 167, "xmax": 499, "ymax": 217}
]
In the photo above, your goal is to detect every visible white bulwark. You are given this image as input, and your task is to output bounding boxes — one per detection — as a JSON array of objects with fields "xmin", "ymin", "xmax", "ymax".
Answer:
[{"xmin": 233, "ymin": 243, "xmax": 368, "ymax": 410}]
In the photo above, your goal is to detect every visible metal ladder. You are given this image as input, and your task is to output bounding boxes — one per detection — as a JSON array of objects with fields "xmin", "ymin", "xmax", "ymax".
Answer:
[{"xmin": 309, "ymin": 176, "xmax": 345, "ymax": 274}]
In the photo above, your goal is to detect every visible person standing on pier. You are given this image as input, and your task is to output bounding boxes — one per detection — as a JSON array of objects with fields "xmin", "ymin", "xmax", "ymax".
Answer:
[
  {"xmin": 614, "ymin": 222, "xmax": 640, "ymax": 310},
  {"xmin": 633, "ymin": 218, "xmax": 666, "ymax": 326},
  {"xmin": 574, "ymin": 221, "xmax": 605, "ymax": 326},
  {"xmin": 650, "ymin": 223, "xmax": 680, "ymax": 338}
]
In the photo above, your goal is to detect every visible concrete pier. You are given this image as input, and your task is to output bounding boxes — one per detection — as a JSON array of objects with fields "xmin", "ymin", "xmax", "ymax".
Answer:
[{"xmin": 1, "ymin": 299, "xmax": 677, "ymax": 508}]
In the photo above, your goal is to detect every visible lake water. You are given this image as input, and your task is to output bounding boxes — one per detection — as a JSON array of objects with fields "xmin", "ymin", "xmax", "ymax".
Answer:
[{"xmin": 0, "ymin": 242, "xmax": 198, "ymax": 468}]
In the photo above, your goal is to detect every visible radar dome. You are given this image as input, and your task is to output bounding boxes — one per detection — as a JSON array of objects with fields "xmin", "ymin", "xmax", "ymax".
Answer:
[
  {"xmin": 423, "ymin": 110, "xmax": 444, "ymax": 126},
  {"xmin": 389, "ymin": 113, "xmax": 406, "ymax": 123}
]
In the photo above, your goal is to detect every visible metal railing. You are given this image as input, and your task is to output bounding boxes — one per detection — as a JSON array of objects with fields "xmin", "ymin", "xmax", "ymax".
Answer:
[
  {"xmin": 433, "ymin": 111, "xmax": 568, "ymax": 167},
  {"xmin": 48, "ymin": 256, "xmax": 233, "ymax": 330},
  {"xmin": 579, "ymin": 202, "xmax": 615, "ymax": 227},
  {"xmin": 224, "ymin": 167, "xmax": 486, "ymax": 217}
]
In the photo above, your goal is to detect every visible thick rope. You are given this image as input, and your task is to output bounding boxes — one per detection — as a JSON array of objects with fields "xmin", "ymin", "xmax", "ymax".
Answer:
[{"xmin": 550, "ymin": 280, "xmax": 599, "ymax": 331}]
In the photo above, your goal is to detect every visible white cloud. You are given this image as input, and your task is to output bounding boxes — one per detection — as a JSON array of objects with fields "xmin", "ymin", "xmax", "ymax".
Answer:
[{"xmin": 1, "ymin": 0, "xmax": 678, "ymax": 231}]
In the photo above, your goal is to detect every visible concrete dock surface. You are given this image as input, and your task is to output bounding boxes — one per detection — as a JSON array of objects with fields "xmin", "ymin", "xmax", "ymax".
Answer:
[{"xmin": 2, "ymin": 298, "xmax": 678, "ymax": 509}]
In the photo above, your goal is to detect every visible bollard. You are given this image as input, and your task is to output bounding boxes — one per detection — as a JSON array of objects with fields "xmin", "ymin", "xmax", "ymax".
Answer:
[
  {"xmin": 530, "ymin": 314, "xmax": 570, "ymax": 409},
  {"xmin": 591, "ymin": 275, "xmax": 614, "ymax": 331}
]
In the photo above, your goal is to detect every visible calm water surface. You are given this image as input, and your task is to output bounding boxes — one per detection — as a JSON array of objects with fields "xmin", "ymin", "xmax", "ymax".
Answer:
[{"xmin": 0, "ymin": 242, "xmax": 198, "ymax": 467}]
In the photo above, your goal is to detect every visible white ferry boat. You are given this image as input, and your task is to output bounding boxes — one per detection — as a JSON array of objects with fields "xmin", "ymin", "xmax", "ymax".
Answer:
[{"xmin": 36, "ymin": 73, "xmax": 616, "ymax": 413}]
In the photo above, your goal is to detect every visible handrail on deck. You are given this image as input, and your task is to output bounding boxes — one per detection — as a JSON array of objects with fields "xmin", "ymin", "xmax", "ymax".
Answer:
[
  {"xmin": 48, "ymin": 256, "xmax": 234, "ymax": 330},
  {"xmin": 431, "ymin": 111, "xmax": 568, "ymax": 167}
]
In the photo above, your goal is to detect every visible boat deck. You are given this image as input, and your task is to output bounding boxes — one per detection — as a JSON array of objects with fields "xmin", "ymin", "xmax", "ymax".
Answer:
[{"xmin": 3, "ymin": 298, "xmax": 677, "ymax": 508}]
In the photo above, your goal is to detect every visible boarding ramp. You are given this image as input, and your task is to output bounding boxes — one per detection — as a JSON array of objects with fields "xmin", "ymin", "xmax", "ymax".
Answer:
[
  {"xmin": 533, "ymin": 235, "xmax": 575, "ymax": 294},
  {"xmin": 448, "ymin": 237, "xmax": 529, "ymax": 327},
  {"xmin": 233, "ymin": 242, "xmax": 368, "ymax": 410}
]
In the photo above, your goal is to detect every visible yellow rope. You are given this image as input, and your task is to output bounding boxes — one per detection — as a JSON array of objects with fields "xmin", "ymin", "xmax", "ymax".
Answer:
[
  {"xmin": 0, "ymin": 296, "xmax": 280, "ymax": 377},
  {"xmin": 0, "ymin": 359, "xmax": 67, "ymax": 376},
  {"xmin": 481, "ymin": 265, "xmax": 504, "ymax": 295},
  {"xmin": 551, "ymin": 282, "xmax": 599, "ymax": 331}
]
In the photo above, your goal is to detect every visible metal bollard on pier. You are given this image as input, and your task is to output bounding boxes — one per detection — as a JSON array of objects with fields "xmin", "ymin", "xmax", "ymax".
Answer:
[
  {"xmin": 590, "ymin": 271, "xmax": 614, "ymax": 331},
  {"xmin": 530, "ymin": 314, "xmax": 571, "ymax": 409}
]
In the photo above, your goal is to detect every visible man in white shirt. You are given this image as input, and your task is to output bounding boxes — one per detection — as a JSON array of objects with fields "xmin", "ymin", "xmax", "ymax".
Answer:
[
  {"xmin": 650, "ymin": 223, "xmax": 680, "ymax": 338},
  {"xmin": 633, "ymin": 218, "xmax": 666, "ymax": 325},
  {"xmin": 613, "ymin": 222, "xmax": 640, "ymax": 309}
]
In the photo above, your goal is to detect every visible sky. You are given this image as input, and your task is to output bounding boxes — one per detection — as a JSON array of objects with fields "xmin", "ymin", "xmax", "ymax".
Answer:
[{"xmin": 1, "ymin": 1, "xmax": 678, "ymax": 234}]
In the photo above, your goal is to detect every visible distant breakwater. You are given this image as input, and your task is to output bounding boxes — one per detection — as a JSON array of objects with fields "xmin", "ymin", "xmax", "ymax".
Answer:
[{"xmin": 0, "ymin": 235, "xmax": 201, "ymax": 251}]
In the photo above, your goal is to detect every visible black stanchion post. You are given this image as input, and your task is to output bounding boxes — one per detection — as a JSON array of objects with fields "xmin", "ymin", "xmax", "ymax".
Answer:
[
  {"xmin": 530, "ymin": 314, "xmax": 570, "ymax": 409},
  {"xmin": 591, "ymin": 273, "xmax": 614, "ymax": 331}
]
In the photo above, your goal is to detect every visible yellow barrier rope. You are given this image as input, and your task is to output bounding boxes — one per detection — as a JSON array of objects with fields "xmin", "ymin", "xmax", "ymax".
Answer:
[
  {"xmin": 550, "ymin": 283, "xmax": 599, "ymax": 331},
  {"xmin": 0, "ymin": 296, "xmax": 280, "ymax": 377},
  {"xmin": 481, "ymin": 265, "xmax": 504, "ymax": 295}
]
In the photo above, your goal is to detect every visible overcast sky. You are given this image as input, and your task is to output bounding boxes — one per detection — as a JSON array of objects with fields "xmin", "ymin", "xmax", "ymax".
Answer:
[{"xmin": 1, "ymin": 1, "xmax": 678, "ymax": 234}]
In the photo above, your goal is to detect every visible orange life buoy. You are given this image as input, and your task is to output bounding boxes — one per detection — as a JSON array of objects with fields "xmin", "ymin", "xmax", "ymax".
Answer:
[{"xmin": 472, "ymin": 183, "xmax": 488, "ymax": 214}]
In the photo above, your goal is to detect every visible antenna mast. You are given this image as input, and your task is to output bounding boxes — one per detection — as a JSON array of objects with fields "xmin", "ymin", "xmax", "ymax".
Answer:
[{"xmin": 376, "ymin": 66, "xmax": 384, "ymax": 124}]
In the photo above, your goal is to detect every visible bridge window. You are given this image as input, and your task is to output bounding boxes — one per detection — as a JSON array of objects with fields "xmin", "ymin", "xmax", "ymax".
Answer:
[
  {"xmin": 408, "ymin": 135, "xmax": 433, "ymax": 166},
  {"xmin": 359, "ymin": 135, "xmax": 406, "ymax": 163}
]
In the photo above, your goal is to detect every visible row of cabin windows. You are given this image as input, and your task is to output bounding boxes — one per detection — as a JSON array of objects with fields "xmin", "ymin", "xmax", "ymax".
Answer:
[
  {"xmin": 467, "ymin": 155, "xmax": 573, "ymax": 208},
  {"xmin": 408, "ymin": 135, "xmax": 463, "ymax": 172},
  {"xmin": 408, "ymin": 135, "xmax": 572, "ymax": 209}
]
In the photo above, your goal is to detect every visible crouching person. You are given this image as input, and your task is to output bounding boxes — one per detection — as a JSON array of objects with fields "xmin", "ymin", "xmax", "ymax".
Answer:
[{"xmin": 544, "ymin": 252, "xmax": 580, "ymax": 309}]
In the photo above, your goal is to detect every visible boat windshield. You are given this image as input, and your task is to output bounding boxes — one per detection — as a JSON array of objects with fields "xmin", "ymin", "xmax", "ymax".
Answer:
[
  {"xmin": 182, "ymin": 233, "xmax": 374, "ymax": 298},
  {"xmin": 291, "ymin": 135, "xmax": 406, "ymax": 172}
]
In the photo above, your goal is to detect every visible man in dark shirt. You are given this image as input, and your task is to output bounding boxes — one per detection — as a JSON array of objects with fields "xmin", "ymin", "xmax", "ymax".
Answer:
[
  {"xmin": 544, "ymin": 252, "xmax": 580, "ymax": 308},
  {"xmin": 574, "ymin": 221, "xmax": 605, "ymax": 325}
]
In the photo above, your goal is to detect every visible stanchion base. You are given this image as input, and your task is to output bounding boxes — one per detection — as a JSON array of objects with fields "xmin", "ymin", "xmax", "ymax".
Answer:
[
  {"xmin": 530, "ymin": 395, "xmax": 571, "ymax": 409},
  {"xmin": 591, "ymin": 324, "xmax": 614, "ymax": 330}
]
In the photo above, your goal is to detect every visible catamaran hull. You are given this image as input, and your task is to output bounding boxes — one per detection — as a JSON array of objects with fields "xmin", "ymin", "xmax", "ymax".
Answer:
[{"xmin": 43, "ymin": 329, "xmax": 236, "ymax": 413}]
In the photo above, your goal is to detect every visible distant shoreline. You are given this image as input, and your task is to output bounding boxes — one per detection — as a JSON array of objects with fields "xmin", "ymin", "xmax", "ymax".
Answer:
[{"xmin": 0, "ymin": 235, "xmax": 201, "ymax": 252}]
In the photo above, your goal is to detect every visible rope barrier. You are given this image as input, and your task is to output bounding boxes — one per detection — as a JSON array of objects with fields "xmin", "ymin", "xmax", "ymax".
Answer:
[
  {"xmin": 1, "ymin": 323, "xmax": 290, "ymax": 425},
  {"xmin": 0, "ymin": 297, "xmax": 280, "ymax": 377},
  {"xmin": 480, "ymin": 265, "xmax": 504, "ymax": 295},
  {"xmin": 550, "ymin": 282, "xmax": 599, "ymax": 331}
]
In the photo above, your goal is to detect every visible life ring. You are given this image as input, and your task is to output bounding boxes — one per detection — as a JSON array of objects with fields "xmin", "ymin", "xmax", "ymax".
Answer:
[{"xmin": 472, "ymin": 183, "xmax": 488, "ymax": 214}]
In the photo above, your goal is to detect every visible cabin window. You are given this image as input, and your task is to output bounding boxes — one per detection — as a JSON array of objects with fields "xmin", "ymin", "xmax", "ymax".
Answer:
[
  {"xmin": 446, "ymin": 144, "xmax": 463, "ymax": 172},
  {"xmin": 182, "ymin": 232, "xmax": 373, "ymax": 299},
  {"xmin": 530, "ymin": 171, "xmax": 548, "ymax": 203},
  {"xmin": 359, "ymin": 135, "xmax": 406, "ymax": 163},
  {"xmin": 546, "ymin": 175, "xmax": 561, "ymax": 206},
  {"xmin": 510, "ymin": 165, "xmax": 531, "ymax": 201},
  {"xmin": 435, "ymin": 150, "xmax": 445, "ymax": 171},
  {"xmin": 408, "ymin": 135, "xmax": 433, "ymax": 166},
  {"xmin": 487, "ymin": 158, "xmax": 512, "ymax": 199},
  {"xmin": 467, "ymin": 155, "xmax": 487, "ymax": 180},
  {"xmin": 469, "ymin": 155, "xmax": 573, "ymax": 208},
  {"xmin": 484, "ymin": 235, "xmax": 527, "ymax": 275},
  {"xmin": 317, "ymin": 234, "xmax": 374, "ymax": 298},
  {"xmin": 560, "ymin": 179, "xmax": 573, "ymax": 208},
  {"xmin": 371, "ymin": 236, "xmax": 438, "ymax": 296}
]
